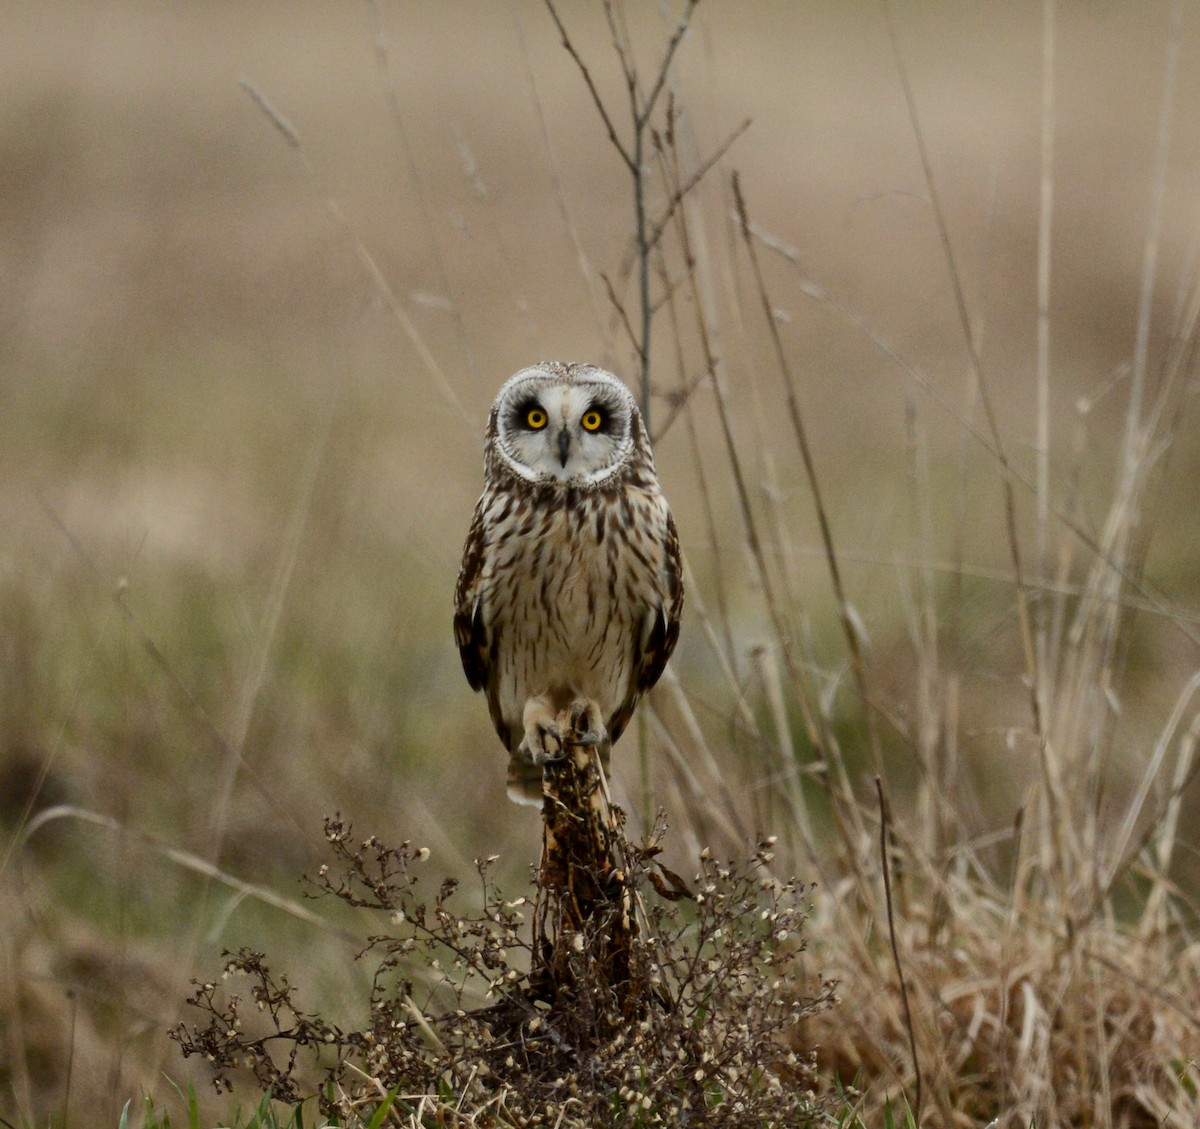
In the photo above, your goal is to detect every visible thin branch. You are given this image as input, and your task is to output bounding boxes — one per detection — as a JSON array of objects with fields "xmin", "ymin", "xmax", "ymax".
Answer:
[
  {"xmin": 876, "ymin": 778, "xmax": 923, "ymax": 1124},
  {"xmin": 733, "ymin": 172, "xmax": 885, "ymax": 780},
  {"xmin": 664, "ymin": 149, "xmax": 868, "ymax": 862},
  {"xmin": 18, "ymin": 806, "xmax": 349, "ymax": 937},
  {"xmin": 511, "ymin": 3, "xmax": 608, "ymax": 342},
  {"xmin": 546, "ymin": 1, "xmax": 705, "ymax": 430},
  {"xmin": 600, "ymin": 271, "xmax": 643, "ymax": 363},
  {"xmin": 370, "ymin": 0, "xmax": 479, "ymax": 383},
  {"xmin": 1034, "ymin": 0, "xmax": 1056, "ymax": 715},
  {"xmin": 1123, "ymin": 0, "xmax": 1185, "ymax": 475},
  {"xmin": 239, "ymin": 79, "xmax": 470, "ymax": 428},
  {"xmin": 879, "ymin": 5, "xmax": 1043, "ymax": 747},
  {"xmin": 542, "ymin": 0, "xmax": 635, "ymax": 172},
  {"xmin": 746, "ymin": 219, "xmax": 1200, "ymax": 653},
  {"xmin": 646, "ymin": 116, "xmax": 751, "ymax": 257},
  {"xmin": 635, "ymin": 0, "xmax": 702, "ymax": 130}
]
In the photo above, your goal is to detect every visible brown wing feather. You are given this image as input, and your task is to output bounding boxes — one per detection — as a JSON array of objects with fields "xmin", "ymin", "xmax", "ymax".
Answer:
[
  {"xmin": 637, "ymin": 508, "xmax": 683, "ymax": 693},
  {"xmin": 609, "ymin": 507, "xmax": 683, "ymax": 744},
  {"xmin": 453, "ymin": 496, "xmax": 489, "ymax": 693}
]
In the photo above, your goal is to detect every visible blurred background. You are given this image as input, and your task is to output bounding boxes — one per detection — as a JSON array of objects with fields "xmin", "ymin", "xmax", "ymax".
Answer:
[{"xmin": 4, "ymin": 1, "xmax": 1200, "ymax": 1121}]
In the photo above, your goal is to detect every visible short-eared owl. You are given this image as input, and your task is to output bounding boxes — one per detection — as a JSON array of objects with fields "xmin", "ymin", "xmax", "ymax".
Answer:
[{"xmin": 454, "ymin": 362, "xmax": 683, "ymax": 803}]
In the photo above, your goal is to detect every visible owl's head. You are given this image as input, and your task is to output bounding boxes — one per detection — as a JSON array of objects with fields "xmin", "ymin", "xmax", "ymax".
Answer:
[{"xmin": 486, "ymin": 362, "xmax": 647, "ymax": 487}]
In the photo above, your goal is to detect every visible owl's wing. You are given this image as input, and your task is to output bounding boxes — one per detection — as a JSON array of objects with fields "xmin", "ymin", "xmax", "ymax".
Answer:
[
  {"xmin": 638, "ymin": 506, "xmax": 683, "ymax": 693},
  {"xmin": 454, "ymin": 496, "xmax": 490, "ymax": 693},
  {"xmin": 610, "ymin": 506, "xmax": 683, "ymax": 744}
]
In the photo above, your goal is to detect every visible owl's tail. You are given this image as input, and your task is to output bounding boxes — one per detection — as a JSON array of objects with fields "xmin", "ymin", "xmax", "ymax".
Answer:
[{"xmin": 506, "ymin": 754, "xmax": 546, "ymax": 806}]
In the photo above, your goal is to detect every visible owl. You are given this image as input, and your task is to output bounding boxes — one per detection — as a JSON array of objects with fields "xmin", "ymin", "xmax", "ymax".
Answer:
[{"xmin": 454, "ymin": 361, "xmax": 683, "ymax": 803}]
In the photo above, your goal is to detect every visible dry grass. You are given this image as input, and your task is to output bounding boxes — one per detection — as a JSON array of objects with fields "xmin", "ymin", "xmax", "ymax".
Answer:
[{"xmin": 3, "ymin": 2, "xmax": 1200, "ymax": 1126}]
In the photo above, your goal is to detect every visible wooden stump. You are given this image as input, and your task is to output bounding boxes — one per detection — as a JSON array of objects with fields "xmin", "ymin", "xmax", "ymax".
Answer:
[{"xmin": 532, "ymin": 707, "xmax": 637, "ymax": 1014}]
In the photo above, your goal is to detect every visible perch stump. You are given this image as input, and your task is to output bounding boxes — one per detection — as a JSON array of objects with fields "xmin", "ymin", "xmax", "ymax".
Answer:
[{"xmin": 532, "ymin": 707, "xmax": 638, "ymax": 1016}]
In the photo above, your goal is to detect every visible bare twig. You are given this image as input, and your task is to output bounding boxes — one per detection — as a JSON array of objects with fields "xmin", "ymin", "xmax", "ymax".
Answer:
[
  {"xmin": 880, "ymin": 5, "xmax": 1043, "ymax": 746},
  {"xmin": 369, "ymin": 0, "xmax": 480, "ymax": 382},
  {"xmin": 645, "ymin": 116, "xmax": 751, "ymax": 257},
  {"xmin": 660, "ymin": 144, "xmax": 869, "ymax": 863},
  {"xmin": 17, "ymin": 806, "xmax": 347, "ymax": 937},
  {"xmin": 1034, "ymin": 0, "xmax": 1056, "ymax": 720},
  {"xmin": 542, "ymin": 1, "xmax": 635, "ymax": 173},
  {"xmin": 238, "ymin": 78, "xmax": 470, "ymax": 428},
  {"xmin": 511, "ymin": 4, "xmax": 608, "ymax": 341},
  {"xmin": 544, "ymin": 0, "xmax": 702, "ymax": 429},
  {"xmin": 745, "ymin": 218, "xmax": 1200, "ymax": 654},
  {"xmin": 876, "ymin": 777, "xmax": 922, "ymax": 1124},
  {"xmin": 733, "ymin": 172, "xmax": 885, "ymax": 780},
  {"xmin": 1122, "ymin": 0, "xmax": 1185, "ymax": 474}
]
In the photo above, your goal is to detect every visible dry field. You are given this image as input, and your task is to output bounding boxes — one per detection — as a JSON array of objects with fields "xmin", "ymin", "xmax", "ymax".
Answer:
[{"xmin": 3, "ymin": 2, "xmax": 1200, "ymax": 1125}]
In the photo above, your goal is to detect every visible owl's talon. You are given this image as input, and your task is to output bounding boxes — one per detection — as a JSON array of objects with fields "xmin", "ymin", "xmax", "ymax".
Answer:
[
  {"xmin": 518, "ymin": 699, "xmax": 566, "ymax": 765},
  {"xmin": 532, "ymin": 729, "xmax": 566, "ymax": 765},
  {"xmin": 567, "ymin": 698, "xmax": 607, "ymax": 750},
  {"xmin": 518, "ymin": 731, "xmax": 564, "ymax": 766}
]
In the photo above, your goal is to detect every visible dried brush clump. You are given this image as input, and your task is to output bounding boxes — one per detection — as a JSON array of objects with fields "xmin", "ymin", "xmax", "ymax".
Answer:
[{"xmin": 173, "ymin": 815, "xmax": 838, "ymax": 1127}]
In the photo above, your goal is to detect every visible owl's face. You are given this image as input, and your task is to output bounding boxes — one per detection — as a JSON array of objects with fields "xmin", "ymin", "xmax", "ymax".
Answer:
[{"xmin": 489, "ymin": 363, "xmax": 640, "ymax": 487}]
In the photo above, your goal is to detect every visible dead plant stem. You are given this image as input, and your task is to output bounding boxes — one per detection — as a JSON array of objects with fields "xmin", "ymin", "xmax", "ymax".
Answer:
[
  {"xmin": 733, "ymin": 172, "xmax": 885, "ymax": 781},
  {"xmin": 876, "ymin": 777, "xmax": 922, "ymax": 1124}
]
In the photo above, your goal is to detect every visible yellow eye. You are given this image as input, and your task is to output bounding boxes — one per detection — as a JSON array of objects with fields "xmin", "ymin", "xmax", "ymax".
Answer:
[
  {"xmin": 526, "ymin": 407, "xmax": 548, "ymax": 430},
  {"xmin": 581, "ymin": 410, "xmax": 603, "ymax": 432}
]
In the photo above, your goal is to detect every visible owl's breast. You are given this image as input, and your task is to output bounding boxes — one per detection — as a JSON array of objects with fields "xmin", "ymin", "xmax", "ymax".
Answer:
[{"xmin": 484, "ymin": 490, "xmax": 643, "ymax": 730}]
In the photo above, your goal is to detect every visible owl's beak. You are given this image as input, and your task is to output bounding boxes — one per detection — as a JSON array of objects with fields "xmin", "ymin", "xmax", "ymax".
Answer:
[{"xmin": 556, "ymin": 428, "xmax": 571, "ymax": 467}]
